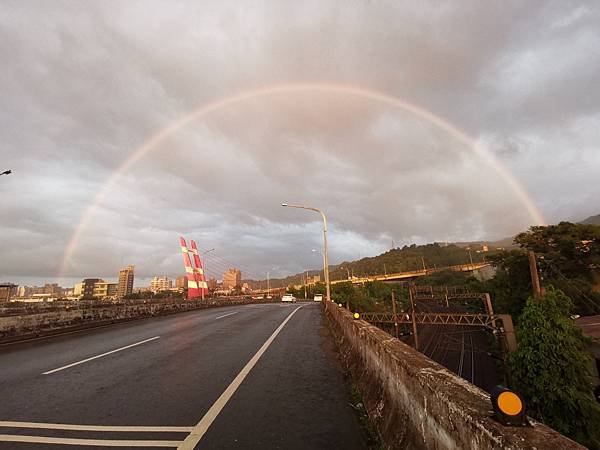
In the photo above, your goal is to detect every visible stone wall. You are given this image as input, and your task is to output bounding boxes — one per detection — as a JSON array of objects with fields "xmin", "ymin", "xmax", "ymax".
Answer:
[{"xmin": 324, "ymin": 301, "xmax": 583, "ymax": 450}]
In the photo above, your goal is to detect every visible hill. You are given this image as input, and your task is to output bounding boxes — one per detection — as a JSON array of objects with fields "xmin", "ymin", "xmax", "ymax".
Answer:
[
  {"xmin": 256, "ymin": 243, "xmax": 485, "ymax": 288},
  {"xmin": 580, "ymin": 214, "xmax": 600, "ymax": 225}
]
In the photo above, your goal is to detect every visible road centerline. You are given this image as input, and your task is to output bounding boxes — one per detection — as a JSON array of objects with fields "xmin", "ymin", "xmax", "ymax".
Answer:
[
  {"xmin": 42, "ymin": 336, "xmax": 160, "ymax": 375},
  {"xmin": 215, "ymin": 312, "xmax": 238, "ymax": 320},
  {"xmin": 179, "ymin": 305, "xmax": 305, "ymax": 449}
]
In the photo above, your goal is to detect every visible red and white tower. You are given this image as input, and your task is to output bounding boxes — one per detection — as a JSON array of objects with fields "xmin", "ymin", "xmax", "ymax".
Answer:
[
  {"xmin": 190, "ymin": 239, "xmax": 209, "ymax": 299},
  {"xmin": 179, "ymin": 236, "xmax": 209, "ymax": 300}
]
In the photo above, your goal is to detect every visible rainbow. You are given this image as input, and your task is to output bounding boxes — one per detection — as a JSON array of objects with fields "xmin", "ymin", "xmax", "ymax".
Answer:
[{"xmin": 59, "ymin": 83, "xmax": 546, "ymax": 277}]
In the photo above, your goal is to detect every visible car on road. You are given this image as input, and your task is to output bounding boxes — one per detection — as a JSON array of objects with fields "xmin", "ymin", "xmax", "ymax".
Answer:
[
  {"xmin": 281, "ymin": 294, "xmax": 297, "ymax": 303},
  {"xmin": 313, "ymin": 294, "xmax": 323, "ymax": 302}
]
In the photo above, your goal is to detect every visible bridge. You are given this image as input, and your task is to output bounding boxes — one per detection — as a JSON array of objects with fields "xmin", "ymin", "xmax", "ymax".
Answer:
[
  {"xmin": 329, "ymin": 261, "xmax": 492, "ymax": 285},
  {"xmin": 0, "ymin": 299, "xmax": 581, "ymax": 449}
]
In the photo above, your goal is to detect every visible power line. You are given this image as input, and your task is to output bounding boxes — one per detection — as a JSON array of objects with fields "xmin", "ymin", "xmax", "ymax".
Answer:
[{"xmin": 543, "ymin": 261, "xmax": 598, "ymax": 311}]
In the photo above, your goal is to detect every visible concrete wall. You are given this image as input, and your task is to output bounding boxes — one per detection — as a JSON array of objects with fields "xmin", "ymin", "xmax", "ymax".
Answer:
[
  {"xmin": 0, "ymin": 298, "xmax": 275, "ymax": 342},
  {"xmin": 324, "ymin": 301, "xmax": 583, "ymax": 450}
]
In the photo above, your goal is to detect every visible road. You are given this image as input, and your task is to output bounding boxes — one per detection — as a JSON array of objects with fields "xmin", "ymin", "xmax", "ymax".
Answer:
[{"xmin": 0, "ymin": 303, "xmax": 367, "ymax": 449}]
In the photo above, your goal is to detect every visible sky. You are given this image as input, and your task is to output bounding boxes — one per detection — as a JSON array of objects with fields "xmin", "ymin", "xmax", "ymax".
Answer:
[{"xmin": 1, "ymin": 0, "xmax": 599, "ymax": 286}]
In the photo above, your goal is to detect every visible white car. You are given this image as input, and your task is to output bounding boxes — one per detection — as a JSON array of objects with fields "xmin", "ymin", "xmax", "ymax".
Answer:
[
  {"xmin": 281, "ymin": 294, "xmax": 297, "ymax": 303},
  {"xmin": 313, "ymin": 294, "xmax": 323, "ymax": 302}
]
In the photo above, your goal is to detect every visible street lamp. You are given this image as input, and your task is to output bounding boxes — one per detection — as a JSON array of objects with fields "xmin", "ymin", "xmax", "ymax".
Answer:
[
  {"xmin": 283, "ymin": 203, "xmax": 331, "ymax": 302},
  {"xmin": 340, "ymin": 266, "xmax": 350, "ymax": 280}
]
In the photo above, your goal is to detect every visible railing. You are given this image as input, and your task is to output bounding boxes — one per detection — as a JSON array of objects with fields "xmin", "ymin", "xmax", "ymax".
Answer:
[{"xmin": 359, "ymin": 311, "xmax": 499, "ymax": 329}]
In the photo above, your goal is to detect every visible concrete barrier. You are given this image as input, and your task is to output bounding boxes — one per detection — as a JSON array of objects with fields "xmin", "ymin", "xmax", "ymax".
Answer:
[
  {"xmin": 324, "ymin": 301, "xmax": 583, "ymax": 450},
  {"xmin": 0, "ymin": 298, "xmax": 277, "ymax": 343}
]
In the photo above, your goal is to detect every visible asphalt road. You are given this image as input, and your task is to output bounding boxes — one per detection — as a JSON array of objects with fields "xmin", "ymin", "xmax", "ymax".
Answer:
[{"xmin": 0, "ymin": 302, "xmax": 368, "ymax": 449}]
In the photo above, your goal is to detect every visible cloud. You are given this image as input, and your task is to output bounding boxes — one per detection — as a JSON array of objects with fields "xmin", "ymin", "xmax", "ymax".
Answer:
[{"xmin": 1, "ymin": 0, "xmax": 599, "ymax": 285}]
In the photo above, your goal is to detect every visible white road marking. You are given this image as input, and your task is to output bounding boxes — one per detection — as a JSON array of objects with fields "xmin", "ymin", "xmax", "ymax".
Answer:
[
  {"xmin": 0, "ymin": 435, "xmax": 182, "ymax": 447},
  {"xmin": 42, "ymin": 336, "xmax": 160, "ymax": 375},
  {"xmin": 0, "ymin": 421, "xmax": 192, "ymax": 432},
  {"xmin": 215, "ymin": 312, "xmax": 238, "ymax": 320},
  {"xmin": 179, "ymin": 305, "xmax": 305, "ymax": 449}
]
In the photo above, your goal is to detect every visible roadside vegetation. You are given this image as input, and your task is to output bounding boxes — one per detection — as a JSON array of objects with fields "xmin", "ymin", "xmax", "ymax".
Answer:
[{"xmin": 293, "ymin": 221, "xmax": 600, "ymax": 447}]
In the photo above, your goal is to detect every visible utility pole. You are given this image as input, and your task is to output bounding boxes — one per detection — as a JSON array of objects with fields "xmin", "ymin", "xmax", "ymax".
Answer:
[
  {"xmin": 391, "ymin": 290, "xmax": 399, "ymax": 338},
  {"xmin": 303, "ymin": 272, "xmax": 307, "ymax": 300},
  {"xmin": 421, "ymin": 256, "xmax": 426, "ymax": 272},
  {"xmin": 528, "ymin": 250, "xmax": 542, "ymax": 300},
  {"xmin": 384, "ymin": 263, "xmax": 387, "ymax": 277},
  {"xmin": 409, "ymin": 285, "xmax": 419, "ymax": 350},
  {"xmin": 267, "ymin": 271, "xmax": 270, "ymax": 296}
]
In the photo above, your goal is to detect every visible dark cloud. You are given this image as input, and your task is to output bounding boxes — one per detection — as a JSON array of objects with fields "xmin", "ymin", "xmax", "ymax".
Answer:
[{"xmin": 1, "ymin": 0, "xmax": 599, "ymax": 285}]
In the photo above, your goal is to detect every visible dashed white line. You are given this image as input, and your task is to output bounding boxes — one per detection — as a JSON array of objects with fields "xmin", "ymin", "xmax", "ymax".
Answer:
[
  {"xmin": 215, "ymin": 312, "xmax": 238, "ymax": 320},
  {"xmin": 179, "ymin": 305, "xmax": 305, "ymax": 449},
  {"xmin": 42, "ymin": 336, "xmax": 160, "ymax": 375}
]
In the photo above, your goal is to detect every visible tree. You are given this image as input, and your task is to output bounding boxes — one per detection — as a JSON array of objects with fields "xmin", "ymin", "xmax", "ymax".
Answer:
[
  {"xmin": 484, "ymin": 250, "xmax": 532, "ymax": 319},
  {"xmin": 515, "ymin": 222, "xmax": 600, "ymax": 280},
  {"xmin": 515, "ymin": 222, "xmax": 600, "ymax": 314},
  {"xmin": 508, "ymin": 288, "xmax": 600, "ymax": 448}
]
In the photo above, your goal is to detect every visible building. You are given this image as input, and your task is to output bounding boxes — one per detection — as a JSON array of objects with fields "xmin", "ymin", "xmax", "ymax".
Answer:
[
  {"xmin": 82, "ymin": 278, "xmax": 102, "ymax": 299},
  {"xmin": 43, "ymin": 283, "xmax": 61, "ymax": 296},
  {"xmin": 0, "ymin": 283, "xmax": 17, "ymax": 302},
  {"xmin": 222, "ymin": 268, "xmax": 241, "ymax": 289},
  {"xmin": 150, "ymin": 276, "xmax": 172, "ymax": 293},
  {"xmin": 116, "ymin": 265, "xmax": 135, "ymax": 299},
  {"xmin": 92, "ymin": 281, "xmax": 118, "ymax": 299},
  {"xmin": 175, "ymin": 276, "xmax": 187, "ymax": 289},
  {"xmin": 207, "ymin": 278, "xmax": 217, "ymax": 290},
  {"xmin": 73, "ymin": 282, "xmax": 84, "ymax": 297},
  {"xmin": 17, "ymin": 286, "xmax": 30, "ymax": 297}
]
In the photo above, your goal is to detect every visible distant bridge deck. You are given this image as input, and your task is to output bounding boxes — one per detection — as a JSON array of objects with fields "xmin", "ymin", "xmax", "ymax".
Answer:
[{"xmin": 329, "ymin": 262, "xmax": 491, "ymax": 285}]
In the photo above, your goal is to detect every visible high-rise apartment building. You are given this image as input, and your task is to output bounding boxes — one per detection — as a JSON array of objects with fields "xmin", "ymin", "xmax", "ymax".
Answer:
[
  {"xmin": 117, "ymin": 265, "xmax": 135, "ymax": 299},
  {"xmin": 222, "ymin": 268, "xmax": 241, "ymax": 289},
  {"xmin": 150, "ymin": 276, "xmax": 172, "ymax": 293}
]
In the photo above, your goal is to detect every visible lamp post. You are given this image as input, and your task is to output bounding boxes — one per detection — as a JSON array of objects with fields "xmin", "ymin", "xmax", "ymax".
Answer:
[
  {"xmin": 312, "ymin": 249, "xmax": 326, "ymax": 293},
  {"xmin": 340, "ymin": 266, "xmax": 350, "ymax": 280},
  {"xmin": 282, "ymin": 203, "xmax": 331, "ymax": 302}
]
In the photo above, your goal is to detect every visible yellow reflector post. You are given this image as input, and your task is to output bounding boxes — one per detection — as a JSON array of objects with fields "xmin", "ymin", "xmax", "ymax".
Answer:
[
  {"xmin": 491, "ymin": 386, "xmax": 527, "ymax": 426},
  {"xmin": 497, "ymin": 391, "xmax": 523, "ymax": 416}
]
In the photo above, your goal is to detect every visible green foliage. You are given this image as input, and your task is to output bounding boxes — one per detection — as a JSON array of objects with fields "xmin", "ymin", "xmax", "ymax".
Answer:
[
  {"xmin": 416, "ymin": 270, "xmax": 483, "ymax": 290},
  {"xmin": 508, "ymin": 288, "xmax": 600, "ymax": 448},
  {"xmin": 515, "ymin": 222, "xmax": 600, "ymax": 315},
  {"xmin": 483, "ymin": 250, "xmax": 532, "ymax": 319},
  {"xmin": 329, "ymin": 243, "xmax": 482, "ymax": 281},
  {"xmin": 329, "ymin": 281, "xmax": 407, "ymax": 313}
]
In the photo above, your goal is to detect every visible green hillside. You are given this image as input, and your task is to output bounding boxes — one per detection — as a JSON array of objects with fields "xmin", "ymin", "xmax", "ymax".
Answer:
[{"xmin": 258, "ymin": 243, "xmax": 483, "ymax": 288}]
